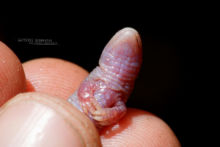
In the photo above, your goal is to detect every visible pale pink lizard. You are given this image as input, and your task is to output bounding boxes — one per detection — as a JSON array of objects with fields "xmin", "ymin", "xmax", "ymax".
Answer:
[{"xmin": 68, "ymin": 28, "xmax": 142, "ymax": 128}]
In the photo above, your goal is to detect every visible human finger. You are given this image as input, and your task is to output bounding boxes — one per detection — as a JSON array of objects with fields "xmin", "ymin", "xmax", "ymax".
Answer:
[
  {"xmin": 0, "ymin": 92, "xmax": 101, "ymax": 147},
  {"xmin": 0, "ymin": 41, "xmax": 26, "ymax": 106},
  {"xmin": 23, "ymin": 58, "xmax": 88, "ymax": 100},
  {"xmin": 100, "ymin": 108, "xmax": 181, "ymax": 147}
]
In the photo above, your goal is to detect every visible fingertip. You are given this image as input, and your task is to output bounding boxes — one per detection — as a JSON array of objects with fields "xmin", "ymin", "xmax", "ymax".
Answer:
[
  {"xmin": 0, "ymin": 41, "xmax": 26, "ymax": 106},
  {"xmin": 100, "ymin": 108, "xmax": 181, "ymax": 147},
  {"xmin": 23, "ymin": 58, "xmax": 88, "ymax": 100},
  {"xmin": 0, "ymin": 92, "xmax": 101, "ymax": 147}
]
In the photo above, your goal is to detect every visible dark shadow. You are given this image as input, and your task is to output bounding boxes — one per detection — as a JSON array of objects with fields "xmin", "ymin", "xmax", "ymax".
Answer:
[{"xmin": 25, "ymin": 79, "xmax": 35, "ymax": 92}]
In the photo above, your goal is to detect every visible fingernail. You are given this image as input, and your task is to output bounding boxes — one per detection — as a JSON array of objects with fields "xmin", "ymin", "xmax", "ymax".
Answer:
[{"xmin": 0, "ymin": 93, "xmax": 101, "ymax": 147}]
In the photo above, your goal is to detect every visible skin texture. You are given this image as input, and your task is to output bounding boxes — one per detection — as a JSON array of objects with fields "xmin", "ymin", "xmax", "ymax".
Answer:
[
  {"xmin": 0, "ymin": 28, "xmax": 181, "ymax": 147},
  {"xmin": 0, "ymin": 92, "xmax": 101, "ymax": 147},
  {"xmin": 0, "ymin": 42, "xmax": 26, "ymax": 106},
  {"xmin": 23, "ymin": 58, "xmax": 88, "ymax": 99},
  {"xmin": 69, "ymin": 28, "xmax": 142, "ymax": 127}
]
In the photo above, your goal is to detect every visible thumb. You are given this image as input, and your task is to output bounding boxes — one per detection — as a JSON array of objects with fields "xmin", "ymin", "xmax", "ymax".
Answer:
[{"xmin": 0, "ymin": 92, "xmax": 101, "ymax": 147}]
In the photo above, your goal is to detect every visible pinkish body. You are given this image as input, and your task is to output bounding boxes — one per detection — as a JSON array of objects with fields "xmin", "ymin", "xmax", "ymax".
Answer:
[{"xmin": 68, "ymin": 28, "xmax": 142, "ymax": 127}]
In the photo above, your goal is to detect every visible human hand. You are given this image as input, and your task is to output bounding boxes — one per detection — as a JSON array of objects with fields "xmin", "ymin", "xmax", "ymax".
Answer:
[{"xmin": 0, "ymin": 28, "xmax": 180, "ymax": 146}]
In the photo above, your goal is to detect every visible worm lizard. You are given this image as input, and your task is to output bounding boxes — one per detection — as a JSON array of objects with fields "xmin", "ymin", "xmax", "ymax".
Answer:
[{"xmin": 68, "ymin": 28, "xmax": 142, "ymax": 128}]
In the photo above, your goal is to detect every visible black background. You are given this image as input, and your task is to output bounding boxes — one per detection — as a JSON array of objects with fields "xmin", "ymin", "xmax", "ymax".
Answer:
[{"xmin": 1, "ymin": 10, "xmax": 195, "ymax": 146}]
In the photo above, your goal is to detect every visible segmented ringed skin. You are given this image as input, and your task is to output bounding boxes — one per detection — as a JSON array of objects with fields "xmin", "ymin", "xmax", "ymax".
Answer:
[{"xmin": 68, "ymin": 28, "xmax": 142, "ymax": 128}]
